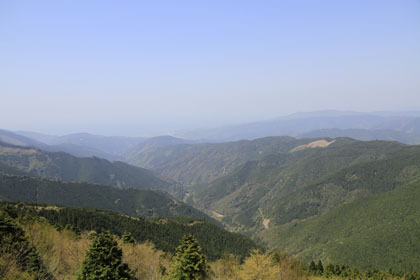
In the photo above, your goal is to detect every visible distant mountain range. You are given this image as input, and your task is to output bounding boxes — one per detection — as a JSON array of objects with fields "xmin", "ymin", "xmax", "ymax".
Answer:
[
  {"xmin": 174, "ymin": 110, "xmax": 420, "ymax": 142},
  {"xmin": 299, "ymin": 128, "xmax": 420, "ymax": 144},
  {"xmin": 1, "ymin": 110, "xmax": 420, "ymax": 272},
  {"xmin": 1, "ymin": 110, "xmax": 420, "ymax": 162}
]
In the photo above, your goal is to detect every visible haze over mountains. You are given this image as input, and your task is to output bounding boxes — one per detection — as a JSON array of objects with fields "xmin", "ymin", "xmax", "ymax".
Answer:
[
  {"xmin": 0, "ymin": 111, "xmax": 419, "ymax": 159},
  {"xmin": 1, "ymin": 110, "xmax": 420, "ymax": 273},
  {"xmin": 174, "ymin": 110, "xmax": 420, "ymax": 142}
]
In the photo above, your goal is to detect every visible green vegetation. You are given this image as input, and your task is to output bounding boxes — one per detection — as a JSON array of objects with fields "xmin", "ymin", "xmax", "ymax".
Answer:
[
  {"xmin": 4, "ymin": 202, "xmax": 257, "ymax": 261},
  {"xmin": 1, "ymin": 202, "xmax": 416, "ymax": 279},
  {"xmin": 2, "ymin": 133, "xmax": 420, "ymax": 275},
  {"xmin": 166, "ymin": 234, "xmax": 209, "ymax": 280},
  {"xmin": 126, "ymin": 136, "xmax": 316, "ymax": 186},
  {"xmin": 0, "ymin": 210, "xmax": 52, "ymax": 279},
  {"xmin": 0, "ymin": 173, "xmax": 211, "ymax": 220},
  {"xmin": 193, "ymin": 139, "xmax": 406, "ymax": 230},
  {"xmin": 0, "ymin": 142, "xmax": 171, "ymax": 191},
  {"xmin": 77, "ymin": 232, "xmax": 134, "ymax": 280},
  {"xmin": 264, "ymin": 179, "xmax": 420, "ymax": 272},
  {"xmin": 163, "ymin": 138, "xmax": 420, "ymax": 273}
]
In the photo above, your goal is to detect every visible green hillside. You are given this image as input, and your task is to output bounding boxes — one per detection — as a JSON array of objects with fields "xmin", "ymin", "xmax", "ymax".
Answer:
[
  {"xmin": 0, "ymin": 142, "xmax": 171, "ymax": 191},
  {"xmin": 1, "ymin": 202, "xmax": 257, "ymax": 261},
  {"xmin": 126, "ymin": 136, "xmax": 317, "ymax": 186},
  {"xmin": 193, "ymin": 139, "xmax": 407, "ymax": 231},
  {"xmin": 267, "ymin": 146, "xmax": 420, "ymax": 226},
  {"xmin": 262, "ymin": 179, "xmax": 420, "ymax": 272},
  {"xmin": 0, "ymin": 173, "xmax": 211, "ymax": 221},
  {"xmin": 182, "ymin": 138, "xmax": 420, "ymax": 272}
]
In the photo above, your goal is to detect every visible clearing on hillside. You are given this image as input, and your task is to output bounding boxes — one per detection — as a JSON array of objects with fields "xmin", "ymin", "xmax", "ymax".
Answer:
[{"xmin": 290, "ymin": 140, "xmax": 336, "ymax": 152}]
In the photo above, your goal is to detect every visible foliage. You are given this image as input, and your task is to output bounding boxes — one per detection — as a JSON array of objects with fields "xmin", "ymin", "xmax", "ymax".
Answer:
[
  {"xmin": 306, "ymin": 259, "xmax": 420, "ymax": 280},
  {"xmin": 2, "ymin": 202, "xmax": 258, "ymax": 261},
  {"xmin": 1, "ymin": 203, "xmax": 417, "ymax": 280},
  {"xmin": 122, "ymin": 232, "xmax": 135, "ymax": 244},
  {"xmin": 0, "ymin": 141, "xmax": 170, "ymax": 191},
  {"xmin": 166, "ymin": 234, "xmax": 209, "ymax": 280},
  {"xmin": 235, "ymin": 250, "xmax": 305, "ymax": 280},
  {"xmin": 77, "ymin": 231, "xmax": 133, "ymax": 280},
  {"xmin": 121, "ymin": 241, "xmax": 169, "ymax": 280},
  {"xmin": 271, "ymin": 179, "xmax": 420, "ymax": 272},
  {"xmin": 126, "ymin": 136, "xmax": 314, "ymax": 186},
  {"xmin": 0, "ymin": 211, "xmax": 52, "ymax": 279},
  {"xmin": 0, "ymin": 172, "xmax": 215, "ymax": 221},
  {"xmin": 194, "ymin": 139, "xmax": 406, "ymax": 229}
]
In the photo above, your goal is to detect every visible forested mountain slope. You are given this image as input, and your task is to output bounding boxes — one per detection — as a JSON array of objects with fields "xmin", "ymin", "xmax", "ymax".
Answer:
[
  {"xmin": 0, "ymin": 173, "xmax": 211, "ymax": 221},
  {"xmin": 0, "ymin": 142, "xmax": 171, "ymax": 191},
  {"xmin": 126, "ymin": 136, "xmax": 319, "ymax": 186},
  {"xmin": 193, "ymin": 139, "xmax": 407, "ymax": 231},
  {"xmin": 184, "ymin": 138, "xmax": 420, "ymax": 272},
  {"xmin": 1, "ymin": 202, "xmax": 257, "ymax": 261},
  {"xmin": 262, "ymin": 178, "xmax": 420, "ymax": 272}
]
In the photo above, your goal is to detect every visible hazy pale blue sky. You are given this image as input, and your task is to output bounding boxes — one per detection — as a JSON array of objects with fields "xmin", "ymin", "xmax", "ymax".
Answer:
[{"xmin": 1, "ymin": 0, "xmax": 419, "ymax": 136}]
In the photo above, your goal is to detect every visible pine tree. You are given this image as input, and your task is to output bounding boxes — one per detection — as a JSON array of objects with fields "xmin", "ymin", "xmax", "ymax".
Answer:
[
  {"xmin": 77, "ymin": 231, "xmax": 134, "ymax": 280},
  {"xmin": 316, "ymin": 260, "xmax": 324, "ymax": 275},
  {"xmin": 166, "ymin": 234, "xmax": 208, "ymax": 280},
  {"xmin": 0, "ymin": 212, "xmax": 53, "ymax": 279},
  {"xmin": 122, "ymin": 232, "xmax": 135, "ymax": 244},
  {"xmin": 309, "ymin": 260, "xmax": 316, "ymax": 274}
]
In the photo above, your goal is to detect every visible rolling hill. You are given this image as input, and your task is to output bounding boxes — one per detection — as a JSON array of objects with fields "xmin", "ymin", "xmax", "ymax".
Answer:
[
  {"xmin": 192, "ymin": 139, "xmax": 407, "ymax": 231},
  {"xmin": 175, "ymin": 137, "xmax": 420, "ymax": 271},
  {"xmin": 0, "ymin": 173, "xmax": 210, "ymax": 221},
  {"xmin": 262, "ymin": 178, "xmax": 420, "ymax": 272},
  {"xmin": 1, "ymin": 129, "xmax": 120, "ymax": 160},
  {"xmin": 1, "ymin": 202, "xmax": 257, "ymax": 261},
  {"xmin": 126, "ymin": 136, "xmax": 318, "ymax": 186},
  {"xmin": 0, "ymin": 141, "xmax": 171, "ymax": 192}
]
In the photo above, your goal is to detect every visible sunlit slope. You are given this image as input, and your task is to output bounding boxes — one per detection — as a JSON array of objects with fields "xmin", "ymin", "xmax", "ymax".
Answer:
[
  {"xmin": 264, "ymin": 179, "xmax": 420, "ymax": 272},
  {"xmin": 193, "ymin": 140, "xmax": 407, "ymax": 231},
  {"xmin": 126, "ymin": 136, "xmax": 323, "ymax": 186}
]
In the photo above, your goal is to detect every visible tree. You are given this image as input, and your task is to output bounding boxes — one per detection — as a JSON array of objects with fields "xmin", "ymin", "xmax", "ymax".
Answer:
[
  {"xmin": 122, "ymin": 232, "xmax": 135, "ymax": 244},
  {"xmin": 237, "ymin": 250, "xmax": 286, "ymax": 280},
  {"xmin": 316, "ymin": 260, "xmax": 324, "ymax": 275},
  {"xmin": 0, "ymin": 212, "xmax": 52, "ymax": 279},
  {"xmin": 166, "ymin": 234, "xmax": 208, "ymax": 280},
  {"xmin": 308, "ymin": 260, "xmax": 316, "ymax": 274},
  {"xmin": 77, "ymin": 231, "xmax": 133, "ymax": 280}
]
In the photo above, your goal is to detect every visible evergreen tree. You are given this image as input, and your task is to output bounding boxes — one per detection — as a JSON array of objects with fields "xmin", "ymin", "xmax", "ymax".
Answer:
[
  {"xmin": 309, "ymin": 260, "xmax": 316, "ymax": 274},
  {"xmin": 167, "ymin": 234, "xmax": 208, "ymax": 280},
  {"xmin": 316, "ymin": 260, "xmax": 324, "ymax": 275},
  {"xmin": 122, "ymin": 232, "xmax": 135, "ymax": 244},
  {"xmin": 77, "ymin": 231, "xmax": 134, "ymax": 280},
  {"xmin": 0, "ymin": 212, "xmax": 53, "ymax": 279}
]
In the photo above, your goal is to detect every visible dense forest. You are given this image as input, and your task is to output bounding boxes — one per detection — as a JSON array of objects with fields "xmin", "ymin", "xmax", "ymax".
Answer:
[
  {"xmin": 0, "ymin": 173, "xmax": 213, "ymax": 221},
  {"xmin": 1, "ymin": 134, "xmax": 420, "ymax": 278},
  {"xmin": 2, "ymin": 202, "xmax": 419, "ymax": 280},
  {"xmin": 0, "ymin": 141, "xmax": 171, "ymax": 192}
]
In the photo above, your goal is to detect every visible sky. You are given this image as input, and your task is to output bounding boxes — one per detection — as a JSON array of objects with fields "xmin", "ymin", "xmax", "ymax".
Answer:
[{"xmin": 1, "ymin": 0, "xmax": 420, "ymax": 136}]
